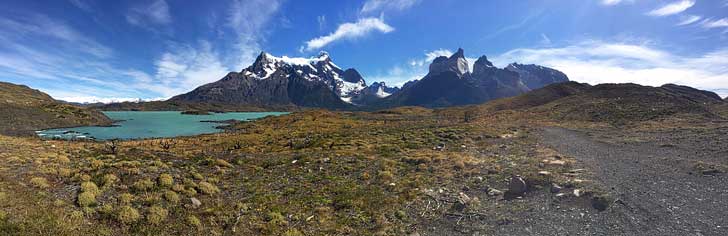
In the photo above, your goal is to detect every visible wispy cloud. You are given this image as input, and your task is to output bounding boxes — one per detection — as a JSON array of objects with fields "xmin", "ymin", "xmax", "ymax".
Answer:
[
  {"xmin": 126, "ymin": 0, "xmax": 172, "ymax": 27},
  {"xmin": 647, "ymin": 0, "xmax": 695, "ymax": 17},
  {"xmin": 151, "ymin": 41, "xmax": 229, "ymax": 97},
  {"xmin": 68, "ymin": 0, "xmax": 92, "ymax": 12},
  {"xmin": 600, "ymin": 0, "xmax": 632, "ymax": 6},
  {"xmin": 227, "ymin": 0, "xmax": 282, "ymax": 68},
  {"xmin": 317, "ymin": 15, "xmax": 326, "ymax": 31},
  {"xmin": 360, "ymin": 0, "xmax": 420, "ymax": 14},
  {"xmin": 677, "ymin": 15, "xmax": 702, "ymax": 26},
  {"xmin": 491, "ymin": 40, "xmax": 728, "ymax": 97},
  {"xmin": 301, "ymin": 17, "xmax": 394, "ymax": 52},
  {"xmin": 481, "ymin": 10, "xmax": 543, "ymax": 40},
  {"xmin": 0, "ymin": 14, "xmax": 111, "ymax": 58},
  {"xmin": 701, "ymin": 18, "xmax": 728, "ymax": 29}
]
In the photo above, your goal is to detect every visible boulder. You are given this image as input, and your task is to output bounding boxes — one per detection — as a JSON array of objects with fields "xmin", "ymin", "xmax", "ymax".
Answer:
[
  {"xmin": 507, "ymin": 176, "xmax": 527, "ymax": 196},
  {"xmin": 190, "ymin": 197, "xmax": 202, "ymax": 208}
]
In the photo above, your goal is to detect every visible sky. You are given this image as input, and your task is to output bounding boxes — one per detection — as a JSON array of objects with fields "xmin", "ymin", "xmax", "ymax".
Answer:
[{"xmin": 0, "ymin": 0, "xmax": 727, "ymax": 103}]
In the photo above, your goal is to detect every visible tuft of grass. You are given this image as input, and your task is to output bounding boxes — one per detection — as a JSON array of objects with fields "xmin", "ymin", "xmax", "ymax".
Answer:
[
  {"xmin": 283, "ymin": 229, "xmax": 304, "ymax": 236},
  {"xmin": 197, "ymin": 181, "xmax": 219, "ymax": 195},
  {"xmin": 158, "ymin": 173, "xmax": 174, "ymax": 188},
  {"xmin": 215, "ymin": 159, "xmax": 233, "ymax": 168},
  {"xmin": 80, "ymin": 181, "xmax": 100, "ymax": 195},
  {"xmin": 29, "ymin": 177, "xmax": 50, "ymax": 189},
  {"xmin": 186, "ymin": 215, "xmax": 201, "ymax": 228},
  {"xmin": 77, "ymin": 191, "xmax": 96, "ymax": 207},
  {"xmin": 118, "ymin": 193, "xmax": 134, "ymax": 205},
  {"xmin": 116, "ymin": 206, "xmax": 140, "ymax": 225},
  {"xmin": 163, "ymin": 190, "xmax": 179, "ymax": 204},
  {"xmin": 132, "ymin": 179, "xmax": 155, "ymax": 192},
  {"xmin": 102, "ymin": 174, "xmax": 118, "ymax": 187},
  {"xmin": 145, "ymin": 205, "xmax": 168, "ymax": 225}
]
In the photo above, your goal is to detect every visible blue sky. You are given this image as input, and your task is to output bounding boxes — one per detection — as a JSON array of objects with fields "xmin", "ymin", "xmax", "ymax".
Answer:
[{"xmin": 0, "ymin": 0, "xmax": 727, "ymax": 102}]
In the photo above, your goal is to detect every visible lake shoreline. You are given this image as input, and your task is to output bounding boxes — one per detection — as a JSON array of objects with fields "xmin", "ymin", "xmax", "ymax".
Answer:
[{"xmin": 36, "ymin": 111, "xmax": 288, "ymax": 141}]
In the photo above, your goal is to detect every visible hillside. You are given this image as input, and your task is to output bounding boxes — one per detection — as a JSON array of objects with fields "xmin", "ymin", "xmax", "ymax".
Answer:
[
  {"xmin": 0, "ymin": 82, "xmax": 111, "ymax": 135},
  {"xmin": 472, "ymin": 82, "xmax": 726, "ymax": 126}
]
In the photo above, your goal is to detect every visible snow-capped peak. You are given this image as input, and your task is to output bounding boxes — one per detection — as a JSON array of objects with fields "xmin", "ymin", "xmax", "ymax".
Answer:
[{"xmin": 243, "ymin": 51, "xmax": 367, "ymax": 104}]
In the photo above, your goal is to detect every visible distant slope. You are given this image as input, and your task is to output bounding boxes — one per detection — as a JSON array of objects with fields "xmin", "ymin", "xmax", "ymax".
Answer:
[
  {"xmin": 539, "ymin": 83, "xmax": 724, "ymax": 124},
  {"xmin": 0, "ymin": 82, "xmax": 111, "ymax": 135}
]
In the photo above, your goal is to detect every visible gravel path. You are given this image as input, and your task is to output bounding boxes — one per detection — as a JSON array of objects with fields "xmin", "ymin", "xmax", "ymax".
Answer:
[{"xmin": 540, "ymin": 127, "xmax": 728, "ymax": 236}]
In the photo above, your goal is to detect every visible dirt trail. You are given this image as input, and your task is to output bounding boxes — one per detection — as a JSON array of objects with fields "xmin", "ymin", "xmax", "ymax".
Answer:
[{"xmin": 540, "ymin": 127, "xmax": 728, "ymax": 236}]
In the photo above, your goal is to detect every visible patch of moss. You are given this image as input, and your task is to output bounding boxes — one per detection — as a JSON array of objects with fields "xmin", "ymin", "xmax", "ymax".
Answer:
[
  {"xmin": 80, "ymin": 181, "xmax": 100, "ymax": 195},
  {"xmin": 30, "ymin": 177, "xmax": 50, "ymax": 189},
  {"xmin": 186, "ymin": 215, "xmax": 201, "ymax": 228},
  {"xmin": 145, "ymin": 205, "xmax": 168, "ymax": 225},
  {"xmin": 118, "ymin": 193, "xmax": 134, "ymax": 205},
  {"xmin": 132, "ymin": 179, "xmax": 155, "ymax": 192},
  {"xmin": 197, "ymin": 181, "xmax": 219, "ymax": 195},
  {"xmin": 163, "ymin": 190, "xmax": 179, "ymax": 204},
  {"xmin": 116, "ymin": 206, "xmax": 140, "ymax": 225},
  {"xmin": 158, "ymin": 173, "xmax": 174, "ymax": 188},
  {"xmin": 77, "ymin": 191, "xmax": 96, "ymax": 207}
]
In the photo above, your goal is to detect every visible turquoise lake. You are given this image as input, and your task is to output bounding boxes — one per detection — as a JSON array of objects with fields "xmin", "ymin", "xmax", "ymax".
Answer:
[{"xmin": 36, "ymin": 111, "xmax": 288, "ymax": 140}]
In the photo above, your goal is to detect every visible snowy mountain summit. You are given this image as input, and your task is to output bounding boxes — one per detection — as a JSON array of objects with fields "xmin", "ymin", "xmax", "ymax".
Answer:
[{"xmin": 170, "ymin": 51, "xmax": 391, "ymax": 108}]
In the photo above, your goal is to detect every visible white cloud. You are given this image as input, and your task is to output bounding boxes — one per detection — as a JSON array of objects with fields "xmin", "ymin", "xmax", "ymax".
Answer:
[
  {"xmin": 490, "ymin": 40, "xmax": 728, "ymax": 97},
  {"xmin": 228, "ymin": 0, "xmax": 281, "ymax": 68},
  {"xmin": 600, "ymin": 0, "xmax": 631, "ymax": 6},
  {"xmin": 301, "ymin": 17, "xmax": 394, "ymax": 52},
  {"xmin": 647, "ymin": 0, "xmax": 695, "ymax": 17},
  {"xmin": 360, "ymin": 0, "xmax": 420, "ymax": 14},
  {"xmin": 150, "ymin": 41, "xmax": 230, "ymax": 97},
  {"xmin": 702, "ymin": 18, "xmax": 728, "ymax": 29},
  {"xmin": 677, "ymin": 15, "xmax": 702, "ymax": 26},
  {"xmin": 370, "ymin": 49, "xmax": 480, "ymax": 87},
  {"xmin": 126, "ymin": 0, "xmax": 172, "ymax": 27}
]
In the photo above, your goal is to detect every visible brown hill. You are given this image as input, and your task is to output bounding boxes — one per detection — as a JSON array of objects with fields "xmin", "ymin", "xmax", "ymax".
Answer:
[
  {"xmin": 0, "ymin": 82, "xmax": 111, "ymax": 135},
  {"xmin": 524, "ymin": 83, "xmax": 724, "ymax": 125}
]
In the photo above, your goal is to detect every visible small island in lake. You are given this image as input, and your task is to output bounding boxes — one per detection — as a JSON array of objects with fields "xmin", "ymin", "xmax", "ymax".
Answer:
[{"xmin": 180, "ymin": 110, "xmax": 211, "ymax": 115}]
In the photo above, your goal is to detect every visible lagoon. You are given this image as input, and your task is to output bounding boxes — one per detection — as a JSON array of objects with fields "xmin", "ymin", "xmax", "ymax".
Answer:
[{"xmin": 37, "ymin": 111, "xmax": 287, "ymax": 140}]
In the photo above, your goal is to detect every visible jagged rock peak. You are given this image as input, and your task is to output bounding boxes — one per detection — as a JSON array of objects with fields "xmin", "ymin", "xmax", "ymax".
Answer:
[
  {"xmin": 342, "ymin": 68, "xmax": 365, "ymax": 84},
  {"xmin": 451, "ymin": 48, "xmax": 465, "ymax": 59},
  {"xmin": 429, "ymin": 48, "xmax": 469, "ymax": 77},
  {"xmin": 472, "ymin": 55, "xmax": 496, "ymax": 75}
]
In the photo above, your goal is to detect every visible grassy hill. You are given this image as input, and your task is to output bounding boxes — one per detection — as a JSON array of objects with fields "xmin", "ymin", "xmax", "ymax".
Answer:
[{"xmin": 0, "ymin": 82, "xmax": 111, "ymax": 135}]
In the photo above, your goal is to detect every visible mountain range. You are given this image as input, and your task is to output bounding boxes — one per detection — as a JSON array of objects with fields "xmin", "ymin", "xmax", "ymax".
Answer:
[{"xmin": 130, "ymin": 48, "xmax": 568, "ymax": 111}]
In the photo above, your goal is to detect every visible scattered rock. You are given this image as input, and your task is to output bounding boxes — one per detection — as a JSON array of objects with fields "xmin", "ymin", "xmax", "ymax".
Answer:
[
  {"xmin": 591, "ymin": 194, "xmax": 613, "ymax": 211},
  {"xmin": 701, "ymin": 169, "xmax": 722, "ymax": 176},
  {"xmin": 487, "ymin": 188, "xmax": 503, "ymax": 196},
  {"xmin": 507, "ymin": 176, "xmax": 527, "ymax": 196},
  {"xmin": 550, "ymin": 183, "xmax": 563, "ymax": 193},
  {"xmin": 189, "ymin": 197, "xmax": 202, "ymax": 208},
  {"xmin": 546, "ymin": 160, "xmax": 566, "ymax": 166},
  {"xmin": 453, "ymin": 192, "xmax": 472, "ymax": 211}
]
